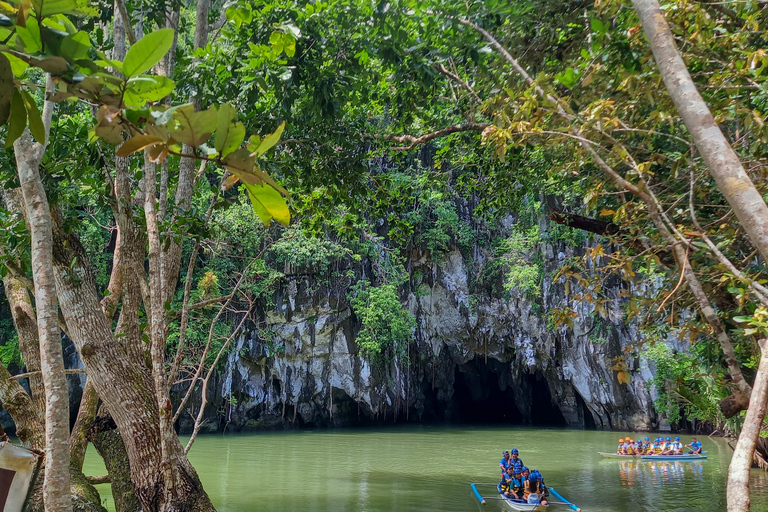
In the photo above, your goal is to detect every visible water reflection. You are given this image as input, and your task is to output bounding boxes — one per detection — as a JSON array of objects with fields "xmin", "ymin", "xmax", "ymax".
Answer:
[{"xmin": 616, "ymin": 460, "xmax": 705, "ymax": 487}]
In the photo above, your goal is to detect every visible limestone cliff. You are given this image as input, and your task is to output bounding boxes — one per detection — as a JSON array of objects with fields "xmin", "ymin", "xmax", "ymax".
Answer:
[{"xmin": 180, "ymin": 228, "xmax": 662, "ymax": 434}]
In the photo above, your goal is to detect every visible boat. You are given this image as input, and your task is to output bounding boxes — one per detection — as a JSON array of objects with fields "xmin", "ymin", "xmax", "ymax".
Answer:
[
  {"xmin": 599, "ymin": 451, "xmax": 707, "ymax": 461},
  {"xmin": 470, "ymin": 483, "xmax": 580, "ymax": 512}
]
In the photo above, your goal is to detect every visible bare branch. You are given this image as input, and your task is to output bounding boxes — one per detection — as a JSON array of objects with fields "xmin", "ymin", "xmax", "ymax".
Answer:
[{"xmin": 436, "ymin": 63, "xmax": 482, "ymax": 103}]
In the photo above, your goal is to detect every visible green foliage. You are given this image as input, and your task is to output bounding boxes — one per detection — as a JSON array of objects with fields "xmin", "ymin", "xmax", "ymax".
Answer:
[
  {"xmin": 644, "ymin": 343, "xmax": 724, "ymax": 426},
  {"xmin": 348, "ymin": 281, "xmax": 415, "ymax": 367},
  {"xmin": 269, "ymin": 228, "xmax": 351, "ymax": 269},
  {"xmin": 498, "ymin": 225, "xmax": 542, "ymax": 299}
]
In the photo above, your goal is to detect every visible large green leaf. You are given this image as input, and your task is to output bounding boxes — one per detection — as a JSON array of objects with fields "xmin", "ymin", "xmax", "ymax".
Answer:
[
  {"xmin": 60, "ymin": 30, "xmax": 89, "ymax": 62},
  {"xmin": 32, "ymin": 0, "xmax": 76, "ymax": 17},
  {"xmin": 122, "ymin": 28, "xmax": 174, "ymax": 78},
  {"xmin": 0, "ymin": 52, "xmax": 12, "ymax": 125},
  {"xmin": 123, "ymin": 75, "xmax": 174, "ymax": 108},
  {"xmin": 20, "ymin": 89, "xmax": 44, "ymax": 143},
  {"xmin": 244, "ymin": 182, "xmax": 290, "ymax": 227},
  {"xmin": 2, "ymin": 51, "xmax": 28, "ymax": 77},
  {"xmin": 214, "ymin": 103, "xmax": 245, "ymax": 158},
  {"xmin": 168, "ymin": 105, "xmax": 217, "ymax": 147},
  {"xmin": 15, "ymin": 16, "xmax": 42, "ymax": 53},
  {"xmin": 5, "ymin": 89, "xmax": 26, "ymax": 148}
]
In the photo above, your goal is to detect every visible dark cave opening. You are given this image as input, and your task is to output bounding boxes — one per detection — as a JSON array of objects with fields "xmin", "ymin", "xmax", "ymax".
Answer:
[
  {"xmin": 452, "ymin": 358, "xmax": 524, "ymax": 424},
  {"xmin": 574, "ymin": 389, "xmax": 596, "ymax": 429},
  {"xmin": 526, "ymin": 373, "xmax": 567, "ymax": 427}
]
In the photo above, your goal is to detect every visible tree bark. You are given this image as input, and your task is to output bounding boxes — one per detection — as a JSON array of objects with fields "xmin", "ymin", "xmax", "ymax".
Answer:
[
  {"xmin": 88, "ymin": 414, "xmax": 142, "ymax": 512},
  {"xmin": 728, "ymin": 338, "xmax": 768, "ymax": 512},
  {"xmin": 51, "ymin": 219, "xmax": 214, "ymax": 511},
  {"xmin": 15, "ymin": 124, "xmax": 72, "ymax": 512}
]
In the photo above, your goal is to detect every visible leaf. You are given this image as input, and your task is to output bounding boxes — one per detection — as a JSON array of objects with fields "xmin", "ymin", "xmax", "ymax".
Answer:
[
  {"xmin": 214, "ymin": 103, "xmax": 245, "ymax": 158},
  {"xmin": 3, "ymin": 51, "xmax": 28, "ymax": 76},
  {"xmin": 5, "ymin": 89, "xmax": 26, "ymax": 148},
  {"xmin": 32, "ymin": 0, "xmax": 76, "ymax": 17},
  {"xmin": 168, "ymin": 105, "xmax": 218, "ymax": 147},
  {"xmin": 115, "ymin": 134, "xmax": 163, "ymax": 156},
  {"xmin": 93, "ymin": 104, "xmax": 123, "ymax": 145},
  {"xmin": 243, "ymin": 182, "xmax": 290, "ymax": 227},
  {"xmin": 60, "ymin": 30, "xmax": 89, "ymax": 61},
  {"xmin": 15, "ymin": 16, "xmax": 41, "ymax": 52},
  {"xmin": 25, "ymin": 54, "xmax": 68, "ymax": 73},
  {"xmin": 20, "ymin": 89, "xmax": 44, "ymax": 142},
  {"xmin": 146, "ymin": 143, "xmax": 168, "ymax": 164},
  {"xmin": 123, "ymin": 75, "xmax": 174, "ymax": 107},
  {"xmin": 221, "ymin": 174, "xmax": 239, "ymax": 190},
  {"xmin": 251, "ymin": 121, "xmax": 285, "ymax": 157},
  {"xmin": 122, "ymin": 28, "xmax": 174, "ymax": 78},
  {"xmin": 0, "ymin": 52, "xmax": 12, "ymax": 125}
]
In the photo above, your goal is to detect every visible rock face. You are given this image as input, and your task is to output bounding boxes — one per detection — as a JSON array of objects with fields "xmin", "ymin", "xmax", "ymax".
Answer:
[{"xmin": 179, "ymin": 226, "xmax": 661, "ymax": 434}]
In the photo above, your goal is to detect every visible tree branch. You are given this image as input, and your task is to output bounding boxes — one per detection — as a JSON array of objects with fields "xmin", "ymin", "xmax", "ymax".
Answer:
[{"xmin": 387, "ymin": 123, "xmax": 489, "ymax": 151}]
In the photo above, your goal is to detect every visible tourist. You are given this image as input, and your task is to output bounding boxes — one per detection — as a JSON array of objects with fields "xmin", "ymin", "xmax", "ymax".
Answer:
[
  {"xmin": 511, "ymin": 466, "xmax": 525, "ymax": 500},
  {"xmin": 500, "ymin": 450, "xmax": 512, "ymax": 476},
  {"xmin": 510, "ymin": 448, "xmax": 524, "ymax": 467},
  {"xmin": 685, "ymin": 437, "xmax": 703, "ymax": 454},
  {"xmin": 661, "ymin": 437, "xmax": 674, "ymax": 455},
  {"xmin": 672, "ymin": 436, "xmax": 683, "ymax": 454},
  {"xmin": 617, "ymin": 438, "xmax": 626, "ymax": 454},
  {"xmin": 524, "ymin": 470, "xmax": 549, "ymax": 505},
  {"xmin": 653, "ymin": 438, "xmax": 663, "ymax": 455},
  {"xmin": 644, "ymin": 437, "xmax": 652, "ymax": 454},
  {"xmin": 498, "ymin": 466, "xmax": 518, "ymax": 499},
  {"xmin": 624, "ymin": 437, "xmax": 637, "ymax": 455}
]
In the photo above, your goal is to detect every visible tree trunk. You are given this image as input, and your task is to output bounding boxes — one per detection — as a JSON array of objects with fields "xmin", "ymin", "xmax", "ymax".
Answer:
[
  {"xmin": 51, "ymin": 220, "xmax": 215, "ymax": 511},
  {"xmin": 632, "ymin": 0, "xmax": 768, "ymax": 291},
  {"xmin": 88, "ymin": 414, "xmax": 142, "ymax": 512},
  {"xmin": 15, "ymin": 128, "xmax": 72, "ymax": 512},
  {"xmin": 728, "ymin": 339, "xmax": 768, "ymax": 512}
]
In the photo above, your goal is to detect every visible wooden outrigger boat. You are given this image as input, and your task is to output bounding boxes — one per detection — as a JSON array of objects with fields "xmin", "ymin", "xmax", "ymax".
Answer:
[
  {"xmin": 470, "ymin": 484, "xmax": 581, "ymax": 512},
  {"xmin": 598, "ymin": 451, "xmax": 707, "ymax": 461}
]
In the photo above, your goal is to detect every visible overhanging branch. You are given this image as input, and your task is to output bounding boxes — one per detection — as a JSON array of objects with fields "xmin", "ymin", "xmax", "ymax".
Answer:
[{"xmin": 387, "ymin": 123, "xmax": 489, "ymax": 151}]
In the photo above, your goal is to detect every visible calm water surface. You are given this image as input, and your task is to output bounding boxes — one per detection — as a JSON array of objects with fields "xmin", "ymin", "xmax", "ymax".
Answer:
[{"xmin": 83, "ymin": 426, "xmax": 768, "ymax": 512}]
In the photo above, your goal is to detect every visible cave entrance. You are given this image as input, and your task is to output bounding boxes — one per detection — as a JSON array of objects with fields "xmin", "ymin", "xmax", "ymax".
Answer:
[
  {"xmin": 574, "ymin": 390, "xmax": 596, "ymax": 429},
  {"xmin": 452, "ymin": 358, "xmax": 523, "ymax": 424},
  {"xmin": 527, "ymin": 373, "xmax": 567, "ymax": 427}
]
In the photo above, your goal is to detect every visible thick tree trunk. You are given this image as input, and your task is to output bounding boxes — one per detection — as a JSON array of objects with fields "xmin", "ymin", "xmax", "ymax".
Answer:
[
  {"xmin": 88, "ymin": 415, "xmax": 142, "ymax": 512},
  {"xmin": 51, "ymin": 220, "xmax": 214, "ymax": 511},
  {"xmin": 632, "ymin": 0, "xmax": 768, "ymax": 268},
  {"xmin": 15, "ymin": 128, "xmax": 72, "ymax": 512},
  {"xmin": 728, "ymin": 339, "xmax": 768, "ymax": 512}
]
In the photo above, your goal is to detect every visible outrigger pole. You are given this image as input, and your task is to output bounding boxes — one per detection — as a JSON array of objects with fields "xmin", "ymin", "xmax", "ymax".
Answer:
[
  {"xmin": 471, "ymin": 483, "xmax": 486, "ymax": 504},
  {"xmin": 548, "ymin": 488, "xmax": 581, "ymax": 512}
]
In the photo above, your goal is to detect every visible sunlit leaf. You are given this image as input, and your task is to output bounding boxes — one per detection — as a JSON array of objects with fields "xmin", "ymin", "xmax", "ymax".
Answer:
[
  {"xmin": 214, "ymin": 103, "xmax": 245, "ymax": 158},
  {"xmin": 243, "ymin": 182, "xmax": 290, "ymax": 227},
  {"xmin": 115, "ymin": 134, "xmax": 163, "ymax": 156},
  {"xmin": 251, "ymin": 121, "xmax": 285, "ymax": 157},
  {"xmin": 123, "ymin": 75, "xmax": 174, "ymax": 107},
  {"xmin": 122, "ymin": 28, "xmax": 174, "ymax": 78},
  {"xmin": 3, "ymin": 51, "xmax": 28, "ymax": 76}
]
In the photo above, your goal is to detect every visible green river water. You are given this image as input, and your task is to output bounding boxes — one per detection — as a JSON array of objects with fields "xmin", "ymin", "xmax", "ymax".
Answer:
[{"xmin": 83, "ymin": 426, "xmax": 768, "ymax": 512}]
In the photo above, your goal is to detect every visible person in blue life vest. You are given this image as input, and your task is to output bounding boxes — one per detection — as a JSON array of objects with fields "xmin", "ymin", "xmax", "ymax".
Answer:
[
  {"xmin": 510, "ymin": 448, "xmax": 524, "ymax": 468},
  {"xmin": 635, "ymin": 439, "xmax": 643, "ymax": 454},
  {"xmin": 685, "ymin": 437, "xmax": 703, "ymax": 454},
  {"xmin": 523, "ymin": 470, "xmax": 549, "ymax": 505},
  {"xmin": 500, "ymin": 450, "xmax": 512, "ymax": 476},
  {"xmin": 498, "ymin": 466, "xmax": 519, "ymax": 499},
  {"xmin": 511, "ymin": 466, "xmax": 525, "ymax": 500},
  {"xmin": 643, "ymin": 437, "xmax": 652, "ymax": 454}
]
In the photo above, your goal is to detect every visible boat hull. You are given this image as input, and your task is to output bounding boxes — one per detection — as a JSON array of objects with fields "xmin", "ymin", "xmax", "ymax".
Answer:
[
  {"xmin": 640, "ymin": 455, "xmax": 707, "ymax": 461},
  {"xmin": 501, "ymin": 495, "xmax": 548, "ymax": 512}
]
